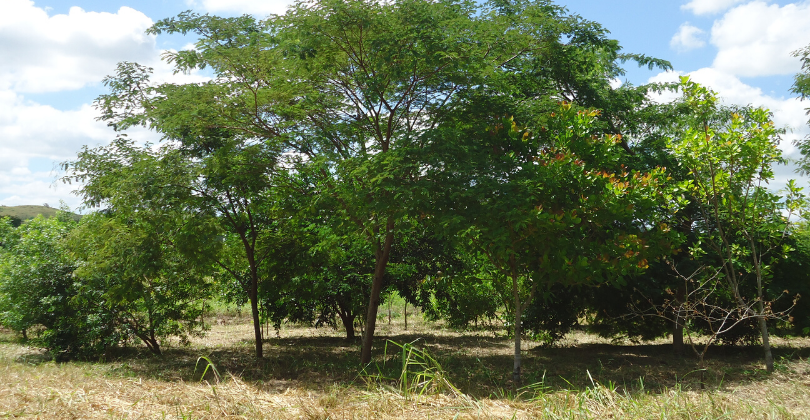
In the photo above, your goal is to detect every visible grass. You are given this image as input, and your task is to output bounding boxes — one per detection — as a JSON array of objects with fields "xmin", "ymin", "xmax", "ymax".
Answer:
[
  {"xmin": 1, "ymin": 311, "xmax": 810, "ymax": 418},
  {"xmin": 0, "ymin": 205, "xmax": 81, "ymax": 221}
]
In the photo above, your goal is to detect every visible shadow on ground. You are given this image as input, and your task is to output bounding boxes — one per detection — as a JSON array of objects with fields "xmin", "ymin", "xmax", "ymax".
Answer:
[{"xmin": 5, "ymin": 326, "xmax": 809, "ymax": 399}]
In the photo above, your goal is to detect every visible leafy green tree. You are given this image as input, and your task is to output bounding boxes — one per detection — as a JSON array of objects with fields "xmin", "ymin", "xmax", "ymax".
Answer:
[
  {"xmin": 0, "ymin": 214, "xmax": 115, "ymax": 358},
  {"xmin": 274, "ymin": 0, "xmax": 674, "ymax": 364},
  {"xmin": 94, "ymin": 0, "xmax": 672, "ymax": 364},
  {"xmin": 670, "ymin": 77, "xmax": 806, "ymax": 373},
  {"xmin": 428, "ymin": 105, "xmax": 678, "ymax": 383},
  {"xmin": 141, "ymin": 0, "xmax": 491, "ymax": 363},
  {"xmin": 68, "ymin": 210, "xmax": 212, "ymax": 355},
  {"xmin": 262, "ymin": 228, "xmax": 373, "ymax": 340},
  {"xmin": 1, "ymin": 203, "xmax": 211, "ymax": 357},
  {"xmin": 63, "ymin": 133, "xmax": 287, "ymax": 358},
  {"xmin": 792, "ymin": 44, "xmax": 810, "ymax": 102}
]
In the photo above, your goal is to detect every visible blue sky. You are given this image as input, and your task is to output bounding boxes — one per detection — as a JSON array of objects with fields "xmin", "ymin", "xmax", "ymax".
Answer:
[{"xmin": 1, "ymin": 0, "xmax": 809, "ymax": 209}]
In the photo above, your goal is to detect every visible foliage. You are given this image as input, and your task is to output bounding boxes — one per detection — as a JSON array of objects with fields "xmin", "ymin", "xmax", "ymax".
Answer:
[
  {"xmin": 62, "ymin": 116, "xmax": 289, "ymax": 358},
  {"xmin": 51, "ymin": 0, "xmax": 810, "ymax": 384},
  {"xmin": 0, "ymin": 214, "xmax": 117, "ymax": 359},
  {"xmin": 666, "ymin": 77, "xmax": 806, "ymax": 372},
  {"xmin": 771, "ymin": 222, "xmax": 810, "ymax": 336},
  {"xmin": 143, "ymin": 0, "xmax": 674, "ymax": 365},
  {"xmin": 426, "ymin": 102, "xmax": 680, "ymax": 382},
  {"xmin": 68, "ymin": 211, "xmax": 212, "ymax": 355},
  {"xmin": 792, "ymin": 43, "xmax": 810, "ymax": 175},
  {"xmin": 0, "ymin": 203, "xmax": 212, "ymax": 358},
  {"xmin": 791, "ymin": 44, "xmax": 810, "ymax": 102}
]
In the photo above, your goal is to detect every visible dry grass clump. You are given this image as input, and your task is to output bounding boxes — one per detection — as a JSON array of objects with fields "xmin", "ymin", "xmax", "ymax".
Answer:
[{"xmin": 2, "ymin": 316, "xmax": 810, "ymax": 419}]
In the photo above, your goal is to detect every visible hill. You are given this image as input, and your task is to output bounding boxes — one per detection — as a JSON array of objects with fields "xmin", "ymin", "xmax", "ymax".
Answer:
[{"xmin": 0, "ymin": 205, "xmax": 81, "ymax": 222}]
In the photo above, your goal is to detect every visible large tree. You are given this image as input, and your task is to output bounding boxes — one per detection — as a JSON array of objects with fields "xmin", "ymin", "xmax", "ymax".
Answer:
[
  {"xmin": 90, "ymin": 0, "xmax": 674, "ymax": 364},
  {"xmin": 426, "ymin": 104, "xmax": 678, "ymax": 383}
]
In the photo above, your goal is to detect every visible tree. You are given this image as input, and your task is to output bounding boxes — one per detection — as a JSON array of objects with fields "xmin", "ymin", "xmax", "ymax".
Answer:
[
  {"xmin": 1, "ymin": 202, "xmax": 211, "ymax": 358},
  {"xmin": 427, "ymin": 106, "xmax": 678, "ymax": 383},
  {"xmin": 792, "ymin": 44, "xmax": 810, "ymax": 102},
  {"xmin": 95, "ymin": 0, "xmax": 673, "ymax": 365},
  {"xmin": 63, "ymin": 133, "xmax": 289, "ymax": 358},
  {"xmin": 0, "ymin": 213, "xmax": 113, "ymax": 358},
  {"xmin": 68, "ymin": 210, "xmax": 212, "ymax": 355},
  {"xmin": 143, "ymin": 0, "xmax": 501, "ymax": 363},
  {"xmin": 669, "ymin": 77, "xmax": 806, "ymax": 373}
]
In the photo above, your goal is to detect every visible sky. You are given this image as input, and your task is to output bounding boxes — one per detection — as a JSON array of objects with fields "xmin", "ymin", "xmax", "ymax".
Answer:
[{"xmin": 1, "ymin": 0, "xmax": 809, "ymax": 210}]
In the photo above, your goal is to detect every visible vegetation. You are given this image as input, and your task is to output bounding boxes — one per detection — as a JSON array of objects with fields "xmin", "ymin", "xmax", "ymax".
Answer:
[
  {"xmin": 2, "ymin": 1, "xmax": 810, "ymax": 417},
  {"xmin": 0, "ymin": 205, "xmax": 80, "ymax": 223},
  {"xmin": 1, "ymin": 314, "xmax": 810, "ymax": 419}
]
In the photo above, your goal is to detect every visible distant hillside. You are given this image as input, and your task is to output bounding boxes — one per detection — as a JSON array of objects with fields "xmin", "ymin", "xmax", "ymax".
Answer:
[{"xmin": 0, "ymin": 205, "xmax": 81, "ymax": 222}]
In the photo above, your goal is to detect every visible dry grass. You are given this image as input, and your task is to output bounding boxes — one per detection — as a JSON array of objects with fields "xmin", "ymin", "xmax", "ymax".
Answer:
[{"xmin": 1, "ymin": 314, "xmax": 810, "ymax": 419}]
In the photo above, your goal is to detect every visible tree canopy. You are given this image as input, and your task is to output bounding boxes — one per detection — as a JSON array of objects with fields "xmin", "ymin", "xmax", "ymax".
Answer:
[{"xmin": 2, "ymin": 0, "xmax": 807, "ymax": 383}]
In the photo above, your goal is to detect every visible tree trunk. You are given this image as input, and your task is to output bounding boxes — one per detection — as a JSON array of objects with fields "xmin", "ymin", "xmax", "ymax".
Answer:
[
  {"xmin": 135, "ymin": 332, "xmax": 162, "ymax": 355},
  {"xmin": 512, "ymin": 275, "xmax": 522, "ymax": 385},
  {"xmin": 250, "ymin": 289, "xmax": 263, "ymax": 358},
  {"xmin": 360, "ymin": 221, "xmax": 395, "ymax": 364},
  {"xmin": 751, "ymin": 241, "xmax": 773, "ymax": 373},
  {"xmin": 404, "ymin": 302, "xmax": 408, "ymax": 330},
  {"xmin": 758, "ymin": 307, "xmax": 774, "ymax": 373},
  {"xmin": 673, "ymin": 281, "xmax": 685, "ymax": 355},
  {"xmin": 146, "ymin": 338, "xmax": 162, "ymax": 355},
  {"xmin": 338, "ymin": 309, "xmax": 356, "ymax": 340}
]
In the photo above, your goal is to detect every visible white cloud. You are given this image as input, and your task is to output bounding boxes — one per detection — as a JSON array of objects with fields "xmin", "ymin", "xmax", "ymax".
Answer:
[
  {"xmin": 0, "ymin": 171, "xmax": 82, "ymax": 209},
  {"xmin": 711, "ymin": 1, "xmax": 810, "ymax": 77},
  {"xmin": 681, "ymin": 0, "xmax": 747, "ymax": 15},
  {"xmin": 0, "ymin": 1, "xmax": 214, "ymax": 207},
  {"xmin": 184, "ymin": 0, "xmax": 294, "ymax": 16},
  {"xmin": 0, "ymin": 87, "xmax": 167, "ymax": 207},
  {"xmin": 0, "ymin": 90, "xmax": 111, "ymax": 166},
  {"xmin": 670, "ymin": 23, "xmax": 707, "ymax": 52},
  {"xmin": 0, "ymin": 0, "xmax": 158, "ymax": 93}
]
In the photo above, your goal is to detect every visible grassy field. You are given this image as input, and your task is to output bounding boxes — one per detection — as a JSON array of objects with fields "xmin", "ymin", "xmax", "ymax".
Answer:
[{"xmin": 1, "ymin": 309, "xmax": 810, "ymax": 419}]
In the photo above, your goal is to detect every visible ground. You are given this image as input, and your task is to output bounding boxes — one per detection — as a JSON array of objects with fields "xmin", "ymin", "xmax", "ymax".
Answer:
[{"xmin": 1, "ymin": 310, "xmax": 810, "ymax": 419}]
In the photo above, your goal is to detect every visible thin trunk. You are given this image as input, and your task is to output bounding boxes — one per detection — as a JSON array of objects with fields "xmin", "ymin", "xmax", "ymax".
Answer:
[
  {"xmin": 673, "ymin": 281, "xmax": 685, "ymax": 355},
  {"xmin": 360, "ymin": 220, "xmax": 395, "ymax": 364},
  {"xmin": 758, "ymin": 303, "xmax": 774, "ymax": 373},
  {"xmin": 135, "ymin": 332, "xmax": 161, "ymax": 355},
  {"xmin": 513, "ymin": 274, "xmax": 522, "ymax": 385},
  {"xmin": 750, "ymin": 239, "xmax": 774, "ymax": 373},
  {"xmin": 149, "ymin": 326, "xmax": 161, "ymax": 355},
  {"xmin": 250, "ymin": 292, "xmax": 263, "ymax": 358},
  {"xmin": 404, "ymin": 302, "xmax": 408, "ymax": 330},
  {"xmin": 246, "ymin": 243, "xmax": 263, "ymax": 358}
]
